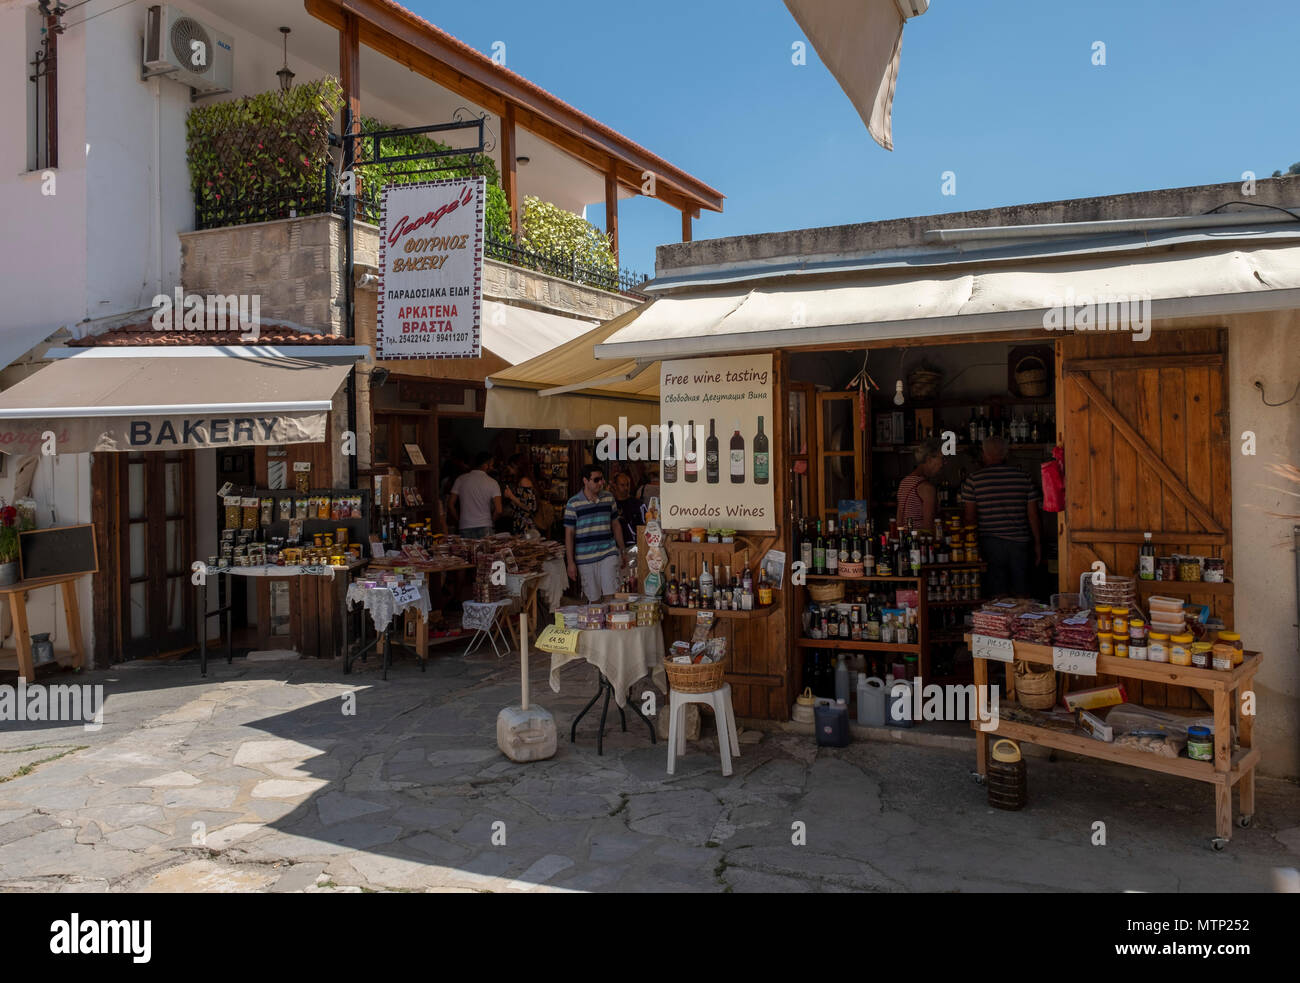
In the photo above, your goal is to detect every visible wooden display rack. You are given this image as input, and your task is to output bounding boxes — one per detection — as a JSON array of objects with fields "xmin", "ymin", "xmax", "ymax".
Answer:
[{"xmin": 968, "ymin": 636, "xmax": 1261, "ymax": 849}]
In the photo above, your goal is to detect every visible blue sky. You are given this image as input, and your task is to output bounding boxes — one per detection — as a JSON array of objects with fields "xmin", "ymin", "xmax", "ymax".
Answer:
[{"xmin": 416, "ymin": 0, "xmax": 1300, "ymax": 277}]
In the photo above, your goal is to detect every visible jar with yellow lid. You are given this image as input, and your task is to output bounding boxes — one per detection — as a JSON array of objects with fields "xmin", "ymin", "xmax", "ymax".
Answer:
[
  {"xmin": 1148, "ymin": 631, "xmax": 1170, "ymax": 663},
  {"xmin": 1110, "ymin": 606, "xmax": 1130, "ymax": 635},
  {"xmin": 1095, "ymin": 605, "xmax": 1113, "ymax": 633},
  {"xmin": 1190, "ymin": 641, "xmax": 1213, "ymax": 670},
  {"xmin": 1170, "ymin": 632, "xmax": 1194, "ymax": 666},
  {"xmin": 1217, "ymin": 631, "xmax": 1244, "ymax": 666},
  {"xmin": 1098, "ymin": 632, "xmax": 1114, "ymax": 657},
  {"xmin": 1114, "ymin": 637, "xmax": 1129, "ymax": 658}
]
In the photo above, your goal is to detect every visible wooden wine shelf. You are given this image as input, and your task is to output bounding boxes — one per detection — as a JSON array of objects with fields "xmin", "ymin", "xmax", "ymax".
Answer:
[
  {"xmin": 664, "ymin": 605, "xmax": 777, "ymax": 620},
  {"xmin": 796, "ymin": 638, "xmax": 921, "ymax": 653},
  {"xmin": 805, "ymin": 574, "xmax": 922, "ymax": 583},
  {"xmin": 1136, "ymin": 579, "xmax": 1234, "ymax": 596}
]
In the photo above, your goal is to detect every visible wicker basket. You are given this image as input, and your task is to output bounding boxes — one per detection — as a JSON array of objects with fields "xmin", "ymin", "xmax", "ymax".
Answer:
[
  {"xmin": 808, "ymin": 581, "xmax": 845, "ymax": 603},
  {"xmin": 1014, "ymin": 355, "xmax": 1049, "ymax": 397},
  {"xmin": 664, "ymin": 656, "xmax": 728, "ymax": 694},
  {"xmin": 909, "ymin": 369, "xmax": 942, "ymax": 400},
  {"xmin": 1015, "ymin": 660, "xmax": 1057, "ymax": 709}
]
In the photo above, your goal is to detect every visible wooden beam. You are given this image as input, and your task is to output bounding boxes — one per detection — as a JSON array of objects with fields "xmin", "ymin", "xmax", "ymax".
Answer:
[
  {"xmin": 1071, "ymin": 530, "xmax": 1228, "ymax": 546},
  {"xmin": 604, "ymin": 167, "xmax": 619, "ymax": 264},
  {"xmin": 682, "ymin": 209, "xmax": 692, "ymax": 243},
  {"xmin": 1067, "ymin": 372, "xmax": 1223, "ymax": 534},
  {"xmin": 307, "ymin": 0, "xmax": 723, "ymax": 213},
  {"xmin": 1063, "ymin": 353, "xmax": 1224, "ymax": 373},
  {"xmin": 339, "ymin": 10, "xmax": 361, "ymax": 154},
  {"xmin": 501, "ymin": 103, "xmax": 519, "ymax": 236}
]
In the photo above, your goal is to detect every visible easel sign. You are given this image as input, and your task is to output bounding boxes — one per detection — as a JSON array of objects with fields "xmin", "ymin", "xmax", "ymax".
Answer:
[{"xmin": 19, "ymin": 524, "xmax": 99, "ymax": 582}]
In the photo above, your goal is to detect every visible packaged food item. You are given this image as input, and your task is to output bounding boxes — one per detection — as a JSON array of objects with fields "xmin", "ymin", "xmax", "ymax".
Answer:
[
  {"xmin": 1177, "ymin": 555, "xmax": 1203, "ymax": 582},
  {"xmin": 1211, "ymin": 642, "xmax": 1235, "ymax": 671},
  {"xmin": 1114, "ymin": 638, "xmax": 1129, "ymax": 659},
  {"xmin": 1202, "ymin": 557, "xmax": 1225, "ymax": 583},
  {"xmin": 318, "ymin": 495, "xmax": 332, "ymax": 519},
  {"xmin": 1216, "ymin": 630, "xmax": 1243, "ymax": 666},
  {"xmin": 295, "ymin": 467, "xmax": 311, "ymax": 493},
  {"xmin": 1169, "ymin": 632, "xmax": 1194, "ymax": 666},
  {"xmin": 278, "ymin": 497, "xmax": 292, "ymax": 521},
  {"xmin": 1148, "ymin": 632, "xmax": 1169, "ymax": 662},
  {"xmin": 1128, "ymin": 644, "xmax": 1148, "ymax": 661},
  {"xmin": 1095, "ymin": 606, "xmax": 1112, "ymax": 633},
  {"xmin": 224, "ymin": 496, "xmax": 242, "ymax": 529},
  {"xmin": 1078, "ymin": 709, "xmax": 1114, "ymax": 742},
  {"xmin": 295, "ymin": 495, "xmax": 309, "ymax": 519},
  {"xmin": 1186, "ymin": 726, "xmax": 1213, "ymax": 761},
  {"xmin": 1157, "ymin": 555, "xmax": 1177, "ymax": 581},
  {"xmin": 260, "ymin": 496, "xmax": 274, "ymax": 526},
  {"xmin": 1190, "ymin": 642, "xmax": 1212, "ymax": 669},
  {"xmin": 1110, "ymin": 606, "xmax": 1129, "ymax": 634},
  {"xmin": 1063, "ymin": 684, "xmax": 1127, "ymax": 711},
  {"xmin": 241, "ymin": 496, "xmax": 259, "ymax": 530},
  {"xmin": 1097, "ymin": 632, "xmax": 1114, "ymax": 657}
]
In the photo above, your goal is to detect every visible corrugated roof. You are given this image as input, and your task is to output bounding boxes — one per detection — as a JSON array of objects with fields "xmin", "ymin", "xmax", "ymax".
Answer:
[{"xmin": 66, "ymin": 323, "xmax": 353, "ymax": 347}]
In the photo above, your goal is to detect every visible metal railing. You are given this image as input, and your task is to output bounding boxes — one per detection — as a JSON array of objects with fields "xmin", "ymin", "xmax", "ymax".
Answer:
[{"xmin": 194, "ymin": 169, "xmax": 648, "ymax": 298}]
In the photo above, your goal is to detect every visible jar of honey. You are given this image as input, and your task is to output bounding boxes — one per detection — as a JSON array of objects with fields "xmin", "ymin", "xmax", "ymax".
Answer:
[
  {"xmin": 1110, "ymin": 607, "xmax": 1130, "ymax": 635},
  {"xmin": 1216, "ymin": 631, "xmax": 1244, "ymax": 666},
  {"xmin": 1098, "ymin": 632, "xmax": 1114, "ymax": 657},
  {"xmin": 1095, "ymin": 605, "xmax": 1113, "ymax": 633},
  {"xmin": 1148, "ymin": 632, "xmax": 1170, "ymax": 663},
  {"xmin": 1170, "ymin": 632, "xmax": 1194, "ymax": 666},
  {"xmin": 1211, "ymin": 642, "xmax": 1236, "ymax": 671},
  {"xmin": 1191, "ymin": 642, "xmax": 1212, "ymax": 669}
]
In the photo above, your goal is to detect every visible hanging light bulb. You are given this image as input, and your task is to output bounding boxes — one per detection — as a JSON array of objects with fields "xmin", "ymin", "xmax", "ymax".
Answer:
[{"xmin": 893, "ymin": 380, "xmax": 905, "ymax": 406}]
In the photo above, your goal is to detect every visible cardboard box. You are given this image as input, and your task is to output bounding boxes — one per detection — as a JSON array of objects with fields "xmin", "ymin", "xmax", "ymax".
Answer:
[
  {"xmin": 1063, "ymin": 684, "xmax": 1127, "ymax": 711},
  {"xmin": 1078, "ymin": 709, "xmax": 1114, "ymax": 742}
]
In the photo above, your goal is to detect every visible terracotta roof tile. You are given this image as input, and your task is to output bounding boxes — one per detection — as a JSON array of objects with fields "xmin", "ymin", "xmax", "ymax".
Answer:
[{"xmin": 67, "ymin": 323, "xmax": 351, "ymax": 347}]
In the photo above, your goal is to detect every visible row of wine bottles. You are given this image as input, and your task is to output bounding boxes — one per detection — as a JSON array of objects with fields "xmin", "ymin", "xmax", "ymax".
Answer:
[{"xmin": 661, "ymin": 418, "xmax": 769, "ymax": 485}]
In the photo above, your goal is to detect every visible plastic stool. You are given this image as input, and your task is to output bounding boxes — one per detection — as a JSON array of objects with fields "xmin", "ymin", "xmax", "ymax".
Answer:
[{"xmin": 667, "ymin": 683, "xmax": 739, "ymax": 776}]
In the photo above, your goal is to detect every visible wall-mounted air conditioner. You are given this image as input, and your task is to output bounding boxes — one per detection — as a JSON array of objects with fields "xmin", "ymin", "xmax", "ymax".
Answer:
[{"xmin": 143, "ymin": 4, "xmax": 233, "ymax": 96}]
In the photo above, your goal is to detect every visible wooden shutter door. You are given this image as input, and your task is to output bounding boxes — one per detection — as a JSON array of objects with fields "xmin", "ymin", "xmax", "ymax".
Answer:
[{"xmin": 1058, "ymin": 327, "xmax": 1232, "ymax": 708}]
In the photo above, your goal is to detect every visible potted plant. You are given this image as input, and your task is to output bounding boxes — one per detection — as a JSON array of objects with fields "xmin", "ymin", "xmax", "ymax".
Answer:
[{"xmin": 0, "ymin": 523, "xmax": 18, "ymax": 586}]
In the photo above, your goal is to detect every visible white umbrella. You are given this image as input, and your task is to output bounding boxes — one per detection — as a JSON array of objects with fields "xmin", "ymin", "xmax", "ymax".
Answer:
[{"xmin": 784, "ymin": 0, "xmax": 929, "ymax": 151}]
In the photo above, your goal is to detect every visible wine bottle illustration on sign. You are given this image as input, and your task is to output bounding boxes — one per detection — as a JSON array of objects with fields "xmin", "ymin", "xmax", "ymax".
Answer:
[
  {"xmin": 730, "ymin": 419, "xmax": 745, "ymax": 483},
  {"xmin": 705, "ymin": 419, "xmax": 720, "ymax": 484},
  {"xmin": 684, "ymin": 418, "xmax": 698, "ymax": 482},
  {"xmin": 753, "ymin": 415, "xmax": 769, "ymax": 484},
  {"xmin": 663, "ymin": 419, "xmax": 678, "ymax": 482}
]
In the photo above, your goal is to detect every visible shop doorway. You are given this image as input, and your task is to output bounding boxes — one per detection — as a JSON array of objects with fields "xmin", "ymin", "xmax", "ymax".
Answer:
[{"xmin": 117, "ymin": 452, "xmax": 196, "ymax": 660}]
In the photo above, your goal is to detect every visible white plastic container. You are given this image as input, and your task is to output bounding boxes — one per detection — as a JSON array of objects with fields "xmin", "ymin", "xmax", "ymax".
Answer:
[
  {"xmin": 886, "ymin": 677, "xmax": 914, "ymax": 728},
  {"xmin": 857, "ymin": 675, "xmax": 887, "ymax": 727}
]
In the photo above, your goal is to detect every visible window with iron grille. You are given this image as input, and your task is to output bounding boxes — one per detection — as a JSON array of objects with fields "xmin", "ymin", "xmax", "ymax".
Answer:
[{"xmin": 27, "ymin": 8, "xmax": 58, "ymax": 171}]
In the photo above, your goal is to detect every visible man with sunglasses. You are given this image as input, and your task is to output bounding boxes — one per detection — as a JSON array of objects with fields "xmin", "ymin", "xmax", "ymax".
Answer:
[{"xmin": 564, "ymin": 465, "xmax": 627, "ymax": 602}]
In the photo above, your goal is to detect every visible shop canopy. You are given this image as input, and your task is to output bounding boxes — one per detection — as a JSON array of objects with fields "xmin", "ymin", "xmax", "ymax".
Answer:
[
  {"xmin": 484, "ymin": 304, "xmax": 661, "ymax": 436},
  {"xmin": 593, "ymin": 243, "xmax": 1300, "ymax": 362},
  {"xmin": 0, "ymin": 347, "xmax": 363, "ymax": 455},
  {"xmin": 480, "ymin": 300, "xmax": 599, "ymax": 366}
]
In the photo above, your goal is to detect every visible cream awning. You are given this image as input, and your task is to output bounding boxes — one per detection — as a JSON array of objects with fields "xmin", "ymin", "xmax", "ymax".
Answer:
[
  {"xmin": 485, "ymin": 304, "xmax": 661, "ymax": 436},
  {"xmin": 0, "ymin": 350, "xmax": 356, "ymax": 454},
  {"xmin": 595, "ymin": 244, "xmax": 1300, "ymax": 361},
  {"xmin": 481, "ymin": 300, "xmax": 598, "ymax": 365}
]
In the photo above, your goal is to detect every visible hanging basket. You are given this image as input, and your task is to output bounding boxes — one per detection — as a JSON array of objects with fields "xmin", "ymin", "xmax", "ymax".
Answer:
[
  {"xmin": 1014, "ymin": 355, "xmax": 1049, "ymax": 397},
  {"xmin": 909, "ymin": 369, "xmax": 942, "ymax": 400},
  {"xmin": 1015, "ymin": 660, "xmax": 1057, "ymax": 709}
]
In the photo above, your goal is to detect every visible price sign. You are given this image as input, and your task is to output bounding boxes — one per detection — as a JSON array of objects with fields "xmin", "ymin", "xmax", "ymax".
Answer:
[
  {"xmin": 535, "ymin": 625, "xmax": 582, "ymax": 655},
  {"xmin": 972, "ymin": 634, "xmax": 1015, "ymax": 663},
  {"xmin": 391, "ymin": 585, "xmax": 421, "ymax": 605},
  {"xmin": 1052, "ymin": 646, "xmax": 1098, "ymax": 676}
]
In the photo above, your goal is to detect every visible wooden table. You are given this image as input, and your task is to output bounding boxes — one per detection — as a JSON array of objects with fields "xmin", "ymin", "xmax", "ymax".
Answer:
[
  {"xmin": 367, "ymin": 559, "xmax": 475, "ymax": 660},
  {"xmin": 969, "ymin": 636, "xmax": 1261, "ymax": 849},
  {"xmin": 0, "ymin": 573, "xmax": 87, "ymax": 682}
]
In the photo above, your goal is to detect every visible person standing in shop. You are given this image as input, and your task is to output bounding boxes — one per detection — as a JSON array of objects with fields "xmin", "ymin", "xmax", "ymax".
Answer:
[
  {"xmin": 611, "ymin": 470, "xmax": 644, "ymax": 547},
  {"xmin": 448, "ymin": 452, "xmax": 502, "ymax": 539},
  {"xmin": 564, "ymin": 465, "xmax": 627, "ymax": 602},
  {"xmin": 961, "ymin": 436, "xmax": 1042, "ymax": 597},
  {"xmin": 895, "ymin": 438, "xmax": 944, "ymax": 531}
]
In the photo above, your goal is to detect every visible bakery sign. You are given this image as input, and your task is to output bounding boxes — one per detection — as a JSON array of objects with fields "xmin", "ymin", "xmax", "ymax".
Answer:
[{"xmin": 377, "ymin": 177, "xmax": 485, "ymax": 360}]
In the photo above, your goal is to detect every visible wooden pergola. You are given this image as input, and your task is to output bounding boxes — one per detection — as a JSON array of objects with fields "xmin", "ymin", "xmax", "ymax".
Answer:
[{"xmin": 305, "ymin": 0, "xmax": 724, "ymax": 261}]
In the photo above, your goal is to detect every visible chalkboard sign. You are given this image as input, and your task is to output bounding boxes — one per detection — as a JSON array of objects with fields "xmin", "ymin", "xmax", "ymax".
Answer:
[{"xmin": 18, "ymin": 524, "xmax": 99, "ymax": 582}]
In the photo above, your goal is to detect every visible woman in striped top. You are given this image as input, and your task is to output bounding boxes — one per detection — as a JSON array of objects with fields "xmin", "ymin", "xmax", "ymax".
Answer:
[{"xmin": 895, "ymin": 438, "xmax": 944, "ymax": 531}]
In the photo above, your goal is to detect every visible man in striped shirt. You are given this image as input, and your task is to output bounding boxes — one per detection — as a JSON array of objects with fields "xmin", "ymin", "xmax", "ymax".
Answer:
[
  {"xmin": 564, "ymin": 465, "xmax": 627, "ymax": 602},
  {"xmin": 961, "ymin": 436, "xmax": 1043, "ymax": 598}
]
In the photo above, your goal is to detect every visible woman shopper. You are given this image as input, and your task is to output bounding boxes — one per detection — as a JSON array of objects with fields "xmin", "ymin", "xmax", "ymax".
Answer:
[
  {"xmin": 895, "ymin": 438, "xmax": 944, "ymax": 531},
  {"xmin": 503, "ymin": 453, "xmax": 539, "ymax": 537}
]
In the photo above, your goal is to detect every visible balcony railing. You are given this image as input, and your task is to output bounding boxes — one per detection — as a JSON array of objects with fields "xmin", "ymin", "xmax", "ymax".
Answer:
[{"xmin": 193, "ymin": 173, "xmax": 649, "ymax": 299}]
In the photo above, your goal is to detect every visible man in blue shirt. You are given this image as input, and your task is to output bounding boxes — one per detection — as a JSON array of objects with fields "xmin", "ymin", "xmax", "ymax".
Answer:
[{"xmin": 564, "ymin": 465, "xmax": 627, "ymax": 601}]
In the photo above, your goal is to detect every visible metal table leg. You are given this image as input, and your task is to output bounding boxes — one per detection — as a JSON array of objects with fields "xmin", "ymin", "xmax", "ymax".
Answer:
[{"xmin": 199, "ymin": 577, "xmax": 207, "ymax": 677}]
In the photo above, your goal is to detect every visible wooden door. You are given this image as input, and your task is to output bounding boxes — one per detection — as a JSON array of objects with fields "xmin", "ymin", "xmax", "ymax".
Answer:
[
  {"xmin": 814, "ymin": 391, "xmax": 866, "ymax": 520},
  {"xmin": 117, "ymin": 453, "xmax": 196, "ymax": 659},
  {"xmin": 1057, "ymin": 328, "xmax": 1232, "ymax": 707}
]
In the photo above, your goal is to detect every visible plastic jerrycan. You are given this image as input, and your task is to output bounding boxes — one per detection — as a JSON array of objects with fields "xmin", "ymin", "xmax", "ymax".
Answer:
[{"xmin": 857, "ymin": 675, "xmax": 886, "ymax": 727}]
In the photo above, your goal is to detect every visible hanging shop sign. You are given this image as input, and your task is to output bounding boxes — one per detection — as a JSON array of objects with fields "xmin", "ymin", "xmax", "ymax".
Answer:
[
  {"xmin": 0, "ymin": 413, "xmax": 327, "ymax": 455},
  {"xmin": 658, "ymin": 354, "xmax": 775, "ymax": 531},
  {"xmin": 377, "ymin": 176, "xmax": 485, "ymax": 361}
]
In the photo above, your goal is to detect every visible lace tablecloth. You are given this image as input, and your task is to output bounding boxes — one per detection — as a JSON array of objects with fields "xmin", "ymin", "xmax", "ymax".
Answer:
[
  {"xmin": 346, "ymin": 582, "xmax": 430, "ymax": 635},
  {"xmin": 462, "ymin": 599, "xmax": 512, "ymax": 631},
  {"xmin": 539, "ymin": 557, "xmax": 569, "ymax": 608}
]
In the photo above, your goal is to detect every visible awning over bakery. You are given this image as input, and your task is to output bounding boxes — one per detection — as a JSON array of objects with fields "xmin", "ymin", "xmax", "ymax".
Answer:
[
  {"xmin": 484, "ymin": 303, "xmax": 660, "ymax": 436},
  {"xmin": 0, "ymin": 349, "xmax": 358, "ymax": 454}
]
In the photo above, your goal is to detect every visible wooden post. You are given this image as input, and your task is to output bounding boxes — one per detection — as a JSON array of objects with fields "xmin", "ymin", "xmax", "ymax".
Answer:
[
  {"xmin": 681, "ymin": 208, "xmax": 693, "ymax": 242},
  {"xmin": 339, "ymin": 12, "xmax": 360, "ymax": 162},
  {"xmin": 502, "ymin": 103, "xmax": 519, "ymax": 236},
  {"xmin": 604, "ymin": 168, "xmax": 619, "ymax": 264}
]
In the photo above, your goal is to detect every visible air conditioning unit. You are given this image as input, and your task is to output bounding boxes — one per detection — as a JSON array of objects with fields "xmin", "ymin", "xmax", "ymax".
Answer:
[{"xmin": 143, "ymin": 4, "xmax": 233, "ymax": 96}]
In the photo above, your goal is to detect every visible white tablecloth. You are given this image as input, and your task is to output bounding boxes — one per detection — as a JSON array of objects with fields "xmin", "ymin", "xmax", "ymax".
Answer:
[
  {"xmin": 539, "ymin": 557, "xmax": 569, "ymax": 609},
  {"xmin": 462, "ymin": 599, "xmax": 512, "ymax": 631},
  {"xmin": 346, "ymin": 582, "xmax": 430, "ymax": 635},
  {"xmin": 549, "ymin": 626, "xmax": 667, "ymax": 708}
]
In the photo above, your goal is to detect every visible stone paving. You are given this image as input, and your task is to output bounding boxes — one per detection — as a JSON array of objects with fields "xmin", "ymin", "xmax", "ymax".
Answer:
[{"xmin": 0, "ymin": 647, "xmax": 1297, "ymax": 893}]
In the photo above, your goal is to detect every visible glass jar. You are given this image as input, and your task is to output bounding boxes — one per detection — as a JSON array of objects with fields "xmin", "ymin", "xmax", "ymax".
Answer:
[
  {"xmin": 1169, "ymin": 632, "xmax": 1194, "ymax": 666},
  {"xmin": 1186, "ymin": 726, "xmax": 1213, "ymax": 761},
  {"xmin": 1211, "ymin": 642, "xmax": 1236, "ymax": 671},
  {"xmin": 1202, "ymin": 557, "xmax": 1225, "ymax": 583},
  {"xmin": 1148, "ymin": 632, "xmax": 1170, "ymax": 663},
  {"xmin": 1178, "ymin": 555, "xmax": 1203, "ymax": 582},
  {"xmin": 1216, "ymin": 631, "xmax": 1244, "ymax": 666},
  {"xmin": 1128, "ymin": 618, "xmax": 1148, "ymax": 644},
  {"xmin": 1158, "ymin": 556, "xmax": 1177, "ymax": 581},
  {"xmin": 1098, "ymin": 632, "xmax": 1114, "ymax": 657},
  {"xmin": 1114, "ymin": 638, "xmax": 1129, "ymax": 659},
  {"xmin": 1190, "ymin": 642, "xmax": 1212, "ymax": 669},
  {"xmin": 1095, "ymin": 605, "xmax": 1113, "ymax": 633},
  {"xmin": 1110, "ymin": 607, "xmax": 1129, "ymax": 635}
]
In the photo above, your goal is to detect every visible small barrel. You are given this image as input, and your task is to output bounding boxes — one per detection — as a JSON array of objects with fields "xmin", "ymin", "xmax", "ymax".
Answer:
[{"xmin": 986, "ymin": 739, "xmax": 1027, "ymax": 811}]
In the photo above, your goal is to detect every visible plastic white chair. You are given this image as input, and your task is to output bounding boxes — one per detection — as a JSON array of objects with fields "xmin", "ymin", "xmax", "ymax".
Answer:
[{"xmin": 667, "ymin": 683, "xmax": 740, "ymax": 777}]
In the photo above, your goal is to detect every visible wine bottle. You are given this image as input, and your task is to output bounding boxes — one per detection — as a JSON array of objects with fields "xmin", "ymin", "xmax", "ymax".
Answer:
[
  {"xmin": 729, "ymin": 419, "xmax": 745, "ymax": 484},
  {"xmin": 799, "ymin": 517, "xmax": 813, "ymax": 572},
  {"xmin": 838, "ymin": 520, "xmax": 850, "ymax": 567},
  {"xmin": 705, "ymin": 419, "xmax": 720, "ymax": 484},
  {"xmin": 814, "ymin": 520, "xmax": 826, "ymax": 575},
  {"xmin": 753, "ymin": 416, "xmax": 769, "ymax": 485},
  {"xmin": 1139, "ymin": 531, "xmax": 1155, "ymax": 580},
  {"xmin": 663, "ymin": 421, "xmax": 678, "ymax": 482},
  {"xmin": 684, "ymin": 419, "xmax": 698, "ymax": 482},
  {"xmin": 826, "ymin": 518, "xmax": 839, "ymax": 575},
  {"xmin": 699, "ymin": 562, "xmax": 713, "ymax": 603}
]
